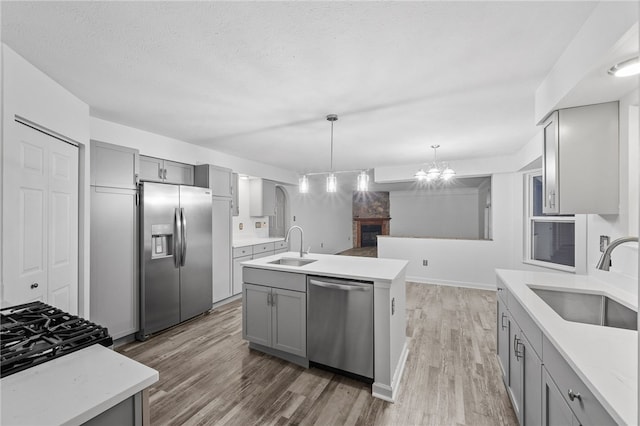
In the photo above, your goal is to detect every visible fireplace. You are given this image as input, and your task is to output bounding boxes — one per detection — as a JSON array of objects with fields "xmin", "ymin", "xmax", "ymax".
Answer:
[{"xmin": 353, "ymin": 218, "xmax": 390, "ymax": 248}]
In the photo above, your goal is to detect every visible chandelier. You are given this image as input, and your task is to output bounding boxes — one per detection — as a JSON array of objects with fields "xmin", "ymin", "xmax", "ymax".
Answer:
[
  {"xmin": 414, "ymin": 145, "xmax": 456, "ymax": 182},
  {"xmin": 298, "ymin": 114, "xmax": 369, "ymax": 193}
]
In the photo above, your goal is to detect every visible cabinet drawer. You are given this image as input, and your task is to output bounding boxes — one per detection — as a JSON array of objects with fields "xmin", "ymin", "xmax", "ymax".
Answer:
[
  {"xmin": 243, "ymin": 267, "xmax": 306, "ymax": 292},
  {"xmin": 233, "ymin": 246, "xmax": 252, "ymax": 258},
  {"xmin": 253, "ymin": 242, "xmax": 275, "ymax": 255},
  {"xmin": 508, "ymin": 291, "xmax": 542, "ymax": 359},
  {"xmin": 274, "ymin": 240, "xmax": 287, "ymax": 250},
  {"xmin": 542, "ymin": 335, "xmax": 616, "ymax": 426}
]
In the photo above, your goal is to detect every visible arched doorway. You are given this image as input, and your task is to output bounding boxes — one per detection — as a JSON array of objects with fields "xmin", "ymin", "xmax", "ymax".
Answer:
[{"xmin": 270, "ymin": 186, "xmax": 288, "ymax": 237}]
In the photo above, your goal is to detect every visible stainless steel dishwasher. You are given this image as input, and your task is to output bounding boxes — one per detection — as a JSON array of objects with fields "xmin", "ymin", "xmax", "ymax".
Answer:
[{"xmin": 307, "ymin": 276, "xmax": 374, "ymax": 381}]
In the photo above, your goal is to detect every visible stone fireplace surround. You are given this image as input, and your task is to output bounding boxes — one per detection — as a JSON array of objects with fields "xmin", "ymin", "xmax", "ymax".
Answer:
[{"xmin": 352, "ymin": 191, "xmax": 390, "ymax": 248}]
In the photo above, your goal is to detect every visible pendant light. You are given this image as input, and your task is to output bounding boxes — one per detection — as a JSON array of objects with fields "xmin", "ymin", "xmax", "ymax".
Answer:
[
  {"xmin": 415, "ymin": 145, "xmax": 456, "ymax": 182},
  {"xmin": 356, "ymin": 170, "xmax": 369, "ymax": 192},
  {"xmin": 326, "ymin": 114, "xmax": 338, "ymax": 193},
  {"xmin": 298, "ymin": 175, "xmax": 309, "ymax": 193}
]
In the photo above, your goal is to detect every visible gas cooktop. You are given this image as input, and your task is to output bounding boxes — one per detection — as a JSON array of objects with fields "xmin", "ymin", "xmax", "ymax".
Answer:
[{"xmin": 0, "ymin": 301, "xmax": 113, "ymax": 378}]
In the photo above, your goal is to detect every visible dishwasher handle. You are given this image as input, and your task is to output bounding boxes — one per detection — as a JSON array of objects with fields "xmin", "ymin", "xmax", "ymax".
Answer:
[{"xmin": 308, "ymin": 279, "xmax": 371, "ymax": 292}]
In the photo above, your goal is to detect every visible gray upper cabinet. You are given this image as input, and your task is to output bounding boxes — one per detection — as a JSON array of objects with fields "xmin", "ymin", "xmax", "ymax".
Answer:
[
  {"xmin": 90, "ymin": 141, "xmax": 139, "ymax": 189},
  {"xmin": 139, "ymin": 155, "xmax": 194, "ymax": 185},
  {"xmin": 542, "ymin": 101, "xmax": 619, "ymax": 215},
  {"xmin": 195, "ymin": 164, "xmax": 233, "ymax": 197},
  {"xmin": 249, "ymin": 178, "xmax": 276, "ymax": 217}
]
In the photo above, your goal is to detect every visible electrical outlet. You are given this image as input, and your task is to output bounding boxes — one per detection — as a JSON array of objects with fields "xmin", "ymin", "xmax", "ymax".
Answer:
[
  {"xmin": 255, "ymin": 222, "xmax": 261, "ymax": 228},
  {"xmin": 600, "ymin": 235, "xmax": 610, "ymax": 252},
  {"xmin": 422, "ymin": 259, "xmax": 428, "ymax": 266}
]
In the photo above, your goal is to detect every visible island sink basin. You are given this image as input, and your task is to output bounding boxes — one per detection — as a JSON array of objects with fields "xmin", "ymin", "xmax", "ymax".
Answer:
[
  {"xmin": 529, "ymin": 286, "xmax": 637, "ymax": 331},
  {"xmin": 268, "ymin": 257, "xmax": 317, "ymax": 267}
]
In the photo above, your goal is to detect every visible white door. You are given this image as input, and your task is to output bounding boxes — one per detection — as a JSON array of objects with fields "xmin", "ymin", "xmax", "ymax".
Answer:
[{"xmin": 2, "ymin": 121, "xmax": 79, "ymax": 313}]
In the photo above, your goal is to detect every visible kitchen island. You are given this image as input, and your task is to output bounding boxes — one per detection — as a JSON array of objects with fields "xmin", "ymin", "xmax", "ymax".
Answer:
[
  {"xmin": 1, "ymin": 344, "xmax": 159, "ymax": 425},
  {"xmin": 241, "ymin": 252, "xmax": 409, "ymax": 402}
]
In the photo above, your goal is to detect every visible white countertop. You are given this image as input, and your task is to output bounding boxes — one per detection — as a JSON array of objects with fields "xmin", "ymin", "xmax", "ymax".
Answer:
[
  {"xmin": 1, "ymin": 344, "xmax": 159, "ymax": 426},
  {"xmin": 242, "ymin": 251, "xmax": 408, "ymax": 283},
  {"xmin": 496, "ymin": 269, "xmax": 637, "ymax": 425},
  {"xmin": 233, "ymin": 237, "xmax": 285, "ymax": 248}
]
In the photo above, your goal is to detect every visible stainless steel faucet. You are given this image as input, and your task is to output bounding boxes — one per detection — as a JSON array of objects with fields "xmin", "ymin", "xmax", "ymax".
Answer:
[
  {"xmin": 285, "ymin": 225, "xmax": 305, "ymax": 258},
  {"xmin": 596, "ymin": 236, "xmax": 639, "ymax": 271}
]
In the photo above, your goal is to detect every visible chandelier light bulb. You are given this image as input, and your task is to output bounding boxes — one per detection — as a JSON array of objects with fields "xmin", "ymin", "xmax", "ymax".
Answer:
[
  {"xmin": 326, "ymin": 173, "xmax": 337, "ymax": 193},
  {"xmin": 356, "ymin": 171, "xmax": 369, "ymax": 192},
  {"xmin": 298, "ymin": 175, "xmax": 309, "ymax": 193}
]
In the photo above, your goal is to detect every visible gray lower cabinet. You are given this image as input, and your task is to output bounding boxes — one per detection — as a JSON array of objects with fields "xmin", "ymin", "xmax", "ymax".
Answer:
[
  {"xmin": 542, "ymin": 367, "xmax": 579, "ymax": 426},
  {"xmin": 232, "ymin": 241, "xmax": 282, "ymax": 296},
  {"xmin": 243, "ymin": 283, "xmax": 306, "ymax": 358},
  {"xmin": 90, "ymin": 186, "xmax": 138, "ymax": 339},
  {"xmin": 212, "ymin": 197, "xmax": 232, "ymax": 303},
  {"xmin": 496, "ymin": 283, "xmax": 542, "ymax": 426},
  {"xmin": 139, "ymin": 155, "xmax": 194, "ymax": 185}
]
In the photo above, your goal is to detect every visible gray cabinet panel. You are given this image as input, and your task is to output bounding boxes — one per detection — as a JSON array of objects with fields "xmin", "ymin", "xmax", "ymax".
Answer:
[
  {"xmin": 90, "ymin": 186, "xmax": 138, "ymax": 339},
  {"xmin": 521, "ymin": 332, "xmax": 542, "ymax": 426},
  {"xmin": 195, "ymin": 164, "xmax": 232, "ymax": 197},
  {"xmin": 232, "ymin": 254, "xmax": 251, "ymax": 296},
  {"xmin": 542, "ymin": 368, "xmax": 579, "ymax": 426},
  {"xmin": 139, "ymin": 155, "xmax": 164, "ymax": 182},
  {"xmin": 243, "ymin": 267, "xmax": 306, "ymax": 292},
  {"xmin": 212, "ymin": 197, "xmax": 232, "ymax": 302},
  {"xmin": 509, "ymin": 324, "xmax": 524, "ymax": 422},
  {"xmin": 243, "ymin": 283, "xmax": 271, "ymax": 347},
  {"xmin": 164, "ymin": 160, "xmax": 194, "ymax": 185},
  {"xmin": 496, "ymin": 299, "xmax": 510, "ymax": 384},
  {"xmin": 90, "ymin": 141, "xmax": 139, "ymax": 189},
  {"xmin": 272, "ymin": 288, "xmax": 306, "ymax": 357}
]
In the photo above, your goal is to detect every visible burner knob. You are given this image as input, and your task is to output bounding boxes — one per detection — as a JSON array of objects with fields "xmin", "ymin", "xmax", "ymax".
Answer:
[{"xmin": 30, "ymin": 282, "xmax": 39, "ymax": 289}]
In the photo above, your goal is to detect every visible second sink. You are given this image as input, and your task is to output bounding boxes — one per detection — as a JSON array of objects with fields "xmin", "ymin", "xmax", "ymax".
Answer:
[
  {"xmin": 269, "ymin": 257, "xmax": 317, "ymax": 267},
  {"xmin": 529, "ymin": 286, "xmax": 637, "ymax": 331}
]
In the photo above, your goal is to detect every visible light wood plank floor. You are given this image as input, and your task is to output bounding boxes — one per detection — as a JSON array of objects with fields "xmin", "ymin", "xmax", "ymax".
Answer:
[{"xmin": 118, "ymin": 283, "xmax": 517, "ymax": 425}]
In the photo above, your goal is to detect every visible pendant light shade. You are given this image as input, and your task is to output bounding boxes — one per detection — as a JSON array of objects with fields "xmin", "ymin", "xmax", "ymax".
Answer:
[
  {"xmin": 356, "ymin": 170, "xmax": 369, "ymax": 192},
  {"xmin": 299, "ymin": 175, "xmax": 309, "ymax": 193},
  {"xmin": 326, "ymin": 173, "xmax": 337, "ymax": 192}
]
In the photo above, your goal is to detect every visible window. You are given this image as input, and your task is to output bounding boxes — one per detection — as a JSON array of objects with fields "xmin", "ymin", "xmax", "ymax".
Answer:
[{"xmin": 524, "ymin": 172, "xmax": 575, "ymax": 271}]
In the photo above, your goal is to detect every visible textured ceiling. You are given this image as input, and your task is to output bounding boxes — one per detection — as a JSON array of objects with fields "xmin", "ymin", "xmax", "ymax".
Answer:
[{"xmin": 1, "ymin": 1, "xmax": 600, "ymax": 173}]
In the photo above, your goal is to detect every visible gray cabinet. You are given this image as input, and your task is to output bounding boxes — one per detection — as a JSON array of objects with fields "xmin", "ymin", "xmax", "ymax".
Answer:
[
  {"xmin": 232, "ymin": 241, "xmax": 283, "ymax": 296},
  {"xmin": 195, "ymin": 164, "xmax": 233, "ymax": 197},
  {"xmin": 139, "ymin": 155, "xmax": 194, "ymax": 185},
  {"xmin": 232, "ymin": 254, "xmax": 251, "ymax": 297},
  {"xmin": 542, "ymin": 101, "xmax": 618, "ymax": 214},
  {"xmin": 496, "ymin": 282, "xmax": 542, "ymax": 426},
  {"xmin": 212, "ymin": 197, "xmax": 233, "ymax": 303},
  {"xmin": 249, "ymin": 178, "xmax": 276, "ymax": 216},
  {"xmin": 242, "ymin": 279, "xmax": 306, "ymax": 358},
  {"xmin": 542, "ymin": 368, "xmax": 579, "ymax": 426},
  {"xmin": 90, "ymin": 142, "xmax": 139, "ymax": 340},
  {"xmin": 90, "ymin": 140, "xmax": 139, "ymax": 189}
]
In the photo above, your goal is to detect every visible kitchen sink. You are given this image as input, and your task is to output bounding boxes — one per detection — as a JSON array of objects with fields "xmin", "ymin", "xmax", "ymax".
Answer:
[
  {"xmin": 528, "ymin": 286, "xmax": 637, "ymax": 331},
  {"xmin": 269, "ymin": 257, "xmax": 317, "ymax": 267}
]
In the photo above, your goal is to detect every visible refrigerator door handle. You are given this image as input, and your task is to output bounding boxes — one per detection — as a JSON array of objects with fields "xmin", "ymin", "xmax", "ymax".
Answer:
[
  {"xmin": 174, "ymin": 208, "xmax": 182, "ymax": 268},
  {"xmin": 180, "ymin": 207, "xmax": 187, "ymax": 266}
]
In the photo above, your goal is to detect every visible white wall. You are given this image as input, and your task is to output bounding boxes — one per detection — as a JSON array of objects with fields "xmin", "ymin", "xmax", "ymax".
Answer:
[
  {"xmin": 378, "ymin": 173, "xmax": 515, "ymax": 289},
  {"xmin": 284, "ymin": 175, "xmax": 353, "ymax": 255},
  {"xmin": 389, "ymin": 188, "xmax": 480, "ymax": 239},
  {"xmin": 90, "ymin": 117, "xmax": 298, "ymax": 185},
  {"xmin": 1, "ymin": 44, "xmax": 91, "ymax": 316}
]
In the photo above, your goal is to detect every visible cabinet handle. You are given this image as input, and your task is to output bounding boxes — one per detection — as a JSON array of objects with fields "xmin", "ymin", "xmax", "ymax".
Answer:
[
  {"xmin": 501, "ymin": 313, "xmax": 508, "ymax": 330},
  {"xmin": 163, "ymin": 169, "xmax": 167, "ymax": 180},
  {"xmin": 513, "ymin": 335, "xmax": 523, "ymax": 361},
  {"xmin": 158, "ymin": 168, "xmax": 163, "ymax": 179},
  {"xmin": 30, "ymin": 282, "xmax": 39, "ymax": 289},
  {"xmin": 272, "ymin": 293, "xmax": 277, "ymax": 306},
  {"xmin": 267, "ymin": 293, "xmax": 272, "ymax": 306},
  {"xmin": 567, "ymin": 389, "xmax": 581, "ymax": 402}
]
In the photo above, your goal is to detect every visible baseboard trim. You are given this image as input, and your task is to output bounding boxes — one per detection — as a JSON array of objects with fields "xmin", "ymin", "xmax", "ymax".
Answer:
[
  {"xmin": 372, "ymin": 341, "xmax": 409, "ymax": 403},
  {"xmin": 405, "ymin": 276, "xmax": 496, "ymax": 291}
]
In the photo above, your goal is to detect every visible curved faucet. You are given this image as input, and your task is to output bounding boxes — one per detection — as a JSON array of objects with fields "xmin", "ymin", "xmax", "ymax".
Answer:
[
  {"xmin": 285, "ymin": 225, "xmax": 305, "ymax": 258},
  {"xmin": 596, "ymin": 236, "xmax": 639, "ymax": 271}
]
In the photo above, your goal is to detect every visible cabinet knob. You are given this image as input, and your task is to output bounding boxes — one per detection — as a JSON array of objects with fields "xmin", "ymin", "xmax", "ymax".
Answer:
[
  {"xmin": 567, "ymin": 389, "xmax": 581, "ymax": 402},
  {"xmin": 30, "ymin": 282, "xmax": 39, "ymax": 289}
]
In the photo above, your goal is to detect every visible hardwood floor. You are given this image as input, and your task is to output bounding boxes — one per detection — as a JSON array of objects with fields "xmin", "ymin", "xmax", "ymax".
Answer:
[{"xmin": 118, "ymin": 283, "xmax": 517, "ymax": 425}]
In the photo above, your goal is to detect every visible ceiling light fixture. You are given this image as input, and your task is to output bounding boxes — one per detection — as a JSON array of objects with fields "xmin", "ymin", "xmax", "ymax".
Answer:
[
  {"xmin": 414, "ymin": 145, "xmax": 456, "ymax": 182},
  {"xmin": 608, "ymin": 56, "xmax": 640, "ymax": 77},
  {"xmin": 298, "ymin": 114, "xmax": 370, "ymax": 193},
  {"xmin": 326, "ymin": 114, "xmax": 338, "ymax": 193}
]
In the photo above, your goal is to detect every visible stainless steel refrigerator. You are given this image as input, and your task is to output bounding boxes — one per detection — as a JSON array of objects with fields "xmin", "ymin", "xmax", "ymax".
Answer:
[{"xmin": 138, "ymin": 182, "xmax": 212, "ymax": 339}]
